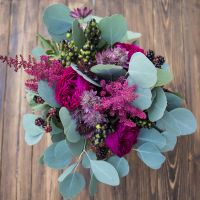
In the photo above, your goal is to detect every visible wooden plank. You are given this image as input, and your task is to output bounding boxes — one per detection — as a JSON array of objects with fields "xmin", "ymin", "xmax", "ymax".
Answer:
[
  {"xmin": 0, "ymin": 0, "xmax": 27, "ymax": 200},
  {"xmin": 182, "ymin": 0, "xmax": 200, "ymax": 199},
  {"xmin": 0, "ymin": 0, "xmax": 11, "ymax": 191},
  {"xmin": 123, "ymin": 1, "xmax": 155, "ymax": 200}
]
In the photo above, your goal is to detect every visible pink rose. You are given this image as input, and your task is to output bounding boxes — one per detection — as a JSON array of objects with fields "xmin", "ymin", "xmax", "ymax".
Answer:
[
  {"xmin": 105, "ymin": 123, "xmax": 139, "ymax": 157},
  {"xmin": 115, "ymin": 43, "xmax": 145, "ymax": 61},
  {"xmin": 55, "ymin": 67, "xmax": 91, "ymax": 111}
]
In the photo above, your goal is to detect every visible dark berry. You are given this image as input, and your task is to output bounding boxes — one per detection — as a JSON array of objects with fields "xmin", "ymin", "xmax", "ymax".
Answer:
[
  {"xmin": 33, "ymin": 95, "xmax": 45, "ymax": 104},
  {"xmin": 44, "ymin": 125, "xmax": 52, "ymax": 133},
  {"xmin": 157, "ymin": 55, "xmax": 165, "ymax": 65},
  {"xmin": 96, "ymin": 146, "xmax": 109, "ymax": 160},
  {"xmin": 35, "ymin": 117, "xmax": 45, "ymax": 126},
  {"xmin": 48, "ymin": 108, "xmax": 56, "ymax": 117},
  {"xmin": 146, "ymin": 49, "xmax": 155, "ymax": 61}
]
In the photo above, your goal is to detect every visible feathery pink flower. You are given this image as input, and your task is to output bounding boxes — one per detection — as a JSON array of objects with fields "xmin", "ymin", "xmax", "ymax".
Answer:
[{"xmin": 70, "ymin": 7, "xmax": 92, "ymax": 19}]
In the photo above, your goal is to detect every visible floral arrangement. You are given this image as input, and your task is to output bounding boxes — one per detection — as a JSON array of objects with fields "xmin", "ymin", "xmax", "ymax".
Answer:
[{"xmin": 0, "ymin": 4, "xmax": 197, "ymax": 199}]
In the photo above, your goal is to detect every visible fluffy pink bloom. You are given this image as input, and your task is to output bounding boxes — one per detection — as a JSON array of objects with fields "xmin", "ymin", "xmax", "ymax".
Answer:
[
  {"xmin": 115, "ymin": 43, "xmax": 145, "ymax": 61},
  {"xmin": 106, "ymin": 123, "xmax": 139, "ymax": 157},
  {"xmin": 55, "ymin": 67, "xmax": 91, "ymax": 111},
  {"xmin": 98, "ymin": 79, "xmax": 146, "ymax": 127}
]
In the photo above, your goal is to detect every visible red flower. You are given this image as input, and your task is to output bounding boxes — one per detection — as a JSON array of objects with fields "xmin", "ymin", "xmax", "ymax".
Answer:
[
  {"xmin": 115, "ymin": 43, "xmax": 145, "ymax": 61},
  {"xmin": 55, "ymin": 67, "xmax": 91, "ymax": 111},
  {"xmin": 106, "ymin": 123, "xmax": 139, "ymax": 157}
]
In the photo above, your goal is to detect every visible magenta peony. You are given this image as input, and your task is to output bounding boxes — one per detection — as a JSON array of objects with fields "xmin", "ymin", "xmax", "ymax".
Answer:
[
  {"xmin": 106, "ymin": 123, "xmax": 139, "ymax": 157},
  {"xmin": 115, "ymin": 43, "xmax": 145, "ymax": 61},
  {"xmin": 55, "ymin": 67, "xmax": 91, "ymax": 111}
]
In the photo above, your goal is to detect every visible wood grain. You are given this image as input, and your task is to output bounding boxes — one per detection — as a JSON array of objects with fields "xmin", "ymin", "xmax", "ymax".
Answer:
[{"xmin": 0, "ymin": 0, "xmax": 199, "ymax": 199}]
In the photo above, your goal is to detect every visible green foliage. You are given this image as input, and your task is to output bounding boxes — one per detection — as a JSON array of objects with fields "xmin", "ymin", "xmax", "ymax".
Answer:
[
  {"xmin": 58, "ymin": 163, "xmax": 77, "ymax": 182},
  {"xmin": 128, "ymin": 52, "xmax": 157, "ymax": 88},
  {"xmin": 138, "ymin": 128, "xmax": 166, "ymax": 150},
  {"xmin": 90, "ymin": 64, "xmax": 126, "ymax": 81},
  {"xmin": 155, "ymin": 68, "xmax": 173, "ymax": 87},
  {"xmin": 59, "ymin": 107, "xmax": 81, "ymax": 143},
  {"xmin": 71, "ymin": 64, "xmax": 101, "ymax": 87},
  {"xmin": 132, "ymin": 87, "xmax": 152, "ymax": 110},
  {"xmin": 165, "ymin": 92, "xmax": 183, "ymax": 111},
  {"xmin": 23, "ymin": 114, "xmax": 44, "ymax": 145},
  {"xmin": 121, "ymin": 31, "xmax": 141, "ymax": 43},
  {"xmin": 38, "ymin": 80, "xmax": 60, "ymax": 108},
  {"xmin": 99, "ymin": 14, "xmax": 127, "ymax": 45},
  {"xmin": 59, "ymin": 172, "xmax": 85, "ymax": 199},
  {"xmin": 32, "ymin": 46, "xmax": 46, "ymax": 61},
  {"xmin": 107, "ymin": 156, "xmax": 129, "ymax": 177},
  {"xmin": 72, "ymin": 20, "xmax": 86, "ymax": 49},
  {"xmin": 90, "ymin": 160, "xmax": 120, "ymax": 186},
  {"xmin": 66, "ymin": 138, "xmax": 85, "ymax": 156},
  {"xmin": 161, "ymin": 131, "xmax": 177, "ymax": 152},
  {"xmin": 82, "ymin": 151, "xmax": 97, "ymax": 168},
  {"xmin": 137, "ymin": 142, "xmax": 166, "ymax": 169},
  {"xmin": 89, "ymin": 173, "xmax": 98, "ymax": 196},
  {"xmin": 43, "ymin": 4, "xmax": 73, "ymax": 41},
  {"xmin": 148, "ymin": 87, "xmax": 167, "ymax": 122},
  {"xmin": 43, "ymin": 140, "xmax": 72, "ymax": 169}
]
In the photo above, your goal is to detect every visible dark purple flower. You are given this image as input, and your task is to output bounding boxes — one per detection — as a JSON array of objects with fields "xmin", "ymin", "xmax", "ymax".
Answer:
[
  {"xmin": 115, "ymin": 43, "xmax": 145, "ymax": 61},
  {"xmin": 70, "ymin": 7, "xmax": 92, "ymax": 19},
  {"xmin": 105, "ymin": 123, "xmax": 140, "ymax": 157}
]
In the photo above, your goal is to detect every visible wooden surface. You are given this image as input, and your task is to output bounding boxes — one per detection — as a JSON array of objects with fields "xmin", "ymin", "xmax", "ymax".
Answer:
[{"xmin": 0, "ymin": 0, "xmax": 200, "ymax": 199}]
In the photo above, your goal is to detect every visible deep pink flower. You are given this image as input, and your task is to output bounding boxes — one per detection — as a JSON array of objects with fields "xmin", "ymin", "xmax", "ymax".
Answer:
[
  {"xmin": 115, "ymin": 43, "xmax": 145, "ymax": 61},
  {"xmin": 106, "ymin": 123, "xmax": 139, "ymax": 157},
  {"xmin": 55, "ymin": 67, "xmax": 91, "ymax": 111}
]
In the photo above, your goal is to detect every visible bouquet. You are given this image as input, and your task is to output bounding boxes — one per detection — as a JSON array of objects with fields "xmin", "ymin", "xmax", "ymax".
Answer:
[{"xmin": 0, "ymin": 3, "xmax": 197, "ymax": 199}]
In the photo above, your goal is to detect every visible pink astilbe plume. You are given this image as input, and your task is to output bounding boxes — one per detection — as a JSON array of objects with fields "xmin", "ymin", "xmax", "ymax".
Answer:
[
  {"xmin": 0, "ymin": 55, "xmax": 64, "ymax": 91},
  {"xmin": 98, "ymin": 78, "xmax": 146, "ymax": 127}
]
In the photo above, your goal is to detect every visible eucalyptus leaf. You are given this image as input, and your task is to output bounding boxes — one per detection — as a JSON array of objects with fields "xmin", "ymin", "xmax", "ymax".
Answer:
[
  {"xmin": 58, "ymin": 163, "xmax": 77, "ymax": 182},
  {"xmin": 156, "ymin": 111, "xmax": 180, "ymax": 136},
  {"xmin": 72, "ymin": 20, "xmax": 85, "ymax": 49},
  {"xmin": 59, "ymin": 172, "xmax": 85, "ymax": 199},
  {"xmin": 148, "ymin": 87, "xmax": 167, "ymax": 122},
  {"xmin": 132, "ymin": 87, "xmax": 152, "ymax": 110},
  {"xmin": 165, "ymin": 92, "xmax": 183, "ymax": 111},
  {"xmin": 138, "ymin": 128, "xmax": 166, "ymax": 150},
  {"xmin": 32, "ymin": 46, "xmax": 46, "ymax": 61},
  {"xmin": 107, "ymin": 156, "xmax": 129, "ymax": 177},
  {"xmin": 90, "ymin": 160, "xmax": 120, "ymax": 186},
  {"xmin": 127, "ymin": 52, "xmax": 157, "ymax": 88},
  {"xmin": 99, "ymin": 14, "xmax": 127, "ymax": 45},
  {"xmin": 38, "ymin": 80, "xmax": 60, "ymax": 108},
  {"xmin": 161, "ymin": 131, "xmax": 177, "ymax": 152},
  {"xmin": 51, "ymin": 133, "xmax": 66, "ymax": 143},
  {"xmin": 43, "ymin": 4, "xmax": 73, "ymax": 42},
  {"xmin": 121, "ymin": 31, "xmax": 141, "ymax": 43},
  {"xmin": 66, "ymin": 138, "xmax": 85, "ymax": 156},
  {"xmin": 71, "ymin": 64, "xmax": 101, "ymax": 87},
  {"xmin": 43, "ymin": 141, "xmax": 72, "ymax": 169},
  {"xmin": 170, "ymin": 108, "xmax": 197, "ymax": 135},
  {"xmin": 137, "ymin": 142, "xmax": 166, "ymax": 169},
  {"xmin": 90, "ymin": 64, "xmax": 126, "ymax": 81},
  {"xmin": 155, "ymin": 68, "xmax": 173, "ymax": 87},
  {"xmin": 59, "ymin": 107, "xmax": 81, "ymax": 143},
  {"xmin": 89, "ymin": 173, "xmax": 98, "ymax": 196},
  {"xmin": 82, "ymin": 151, "xmax": 97, "ymax": 169},
  {"xmin": 25, "ymin": 132, "xmax": 44, "ymax": 145},
  {"xmin": 51, "ymin": 121, "xmax": 63, "ymax": 135}
]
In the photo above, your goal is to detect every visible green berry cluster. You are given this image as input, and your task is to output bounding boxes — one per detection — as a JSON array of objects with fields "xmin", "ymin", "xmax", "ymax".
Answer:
[
  {"xmin": 78, "ymin": 19, "xmax": 101, "ymax": 65},
  {"xmin": 60, "ymin": 40, "xmax": 79, "ymax": 66},
  {"xmin": 133, "ymin": 117, "xmax": 154, "ymax": 129}
]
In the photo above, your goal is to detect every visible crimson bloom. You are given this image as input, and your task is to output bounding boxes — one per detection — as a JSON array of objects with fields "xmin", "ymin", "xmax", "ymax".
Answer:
[
  {"xmin": 55, "ymin": 67, "xmax": 91, "ymax": 111},
  {"xmin": 106, "ymin": 123, "xmax": 139, "ymax": 157},
  {"xmin": 115, "ymin": 43, "xmax": 145, "ymax": 61}
]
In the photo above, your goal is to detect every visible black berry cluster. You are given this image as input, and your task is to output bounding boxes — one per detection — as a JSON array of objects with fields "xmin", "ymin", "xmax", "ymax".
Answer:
[
  {"xmin": 96, "ymin": 146, "xmax": 109, "ymax": 160},
  {"xmin": 35, "ymin": 117, "xmax": 45, "ymax": 126},
  {"xmin": 33, "ymin": 95, "xmax": 45, "ymax": 104},
  {"xmin": 146, "ymin": 49, "xmax": 165, "ymax": 68}
]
